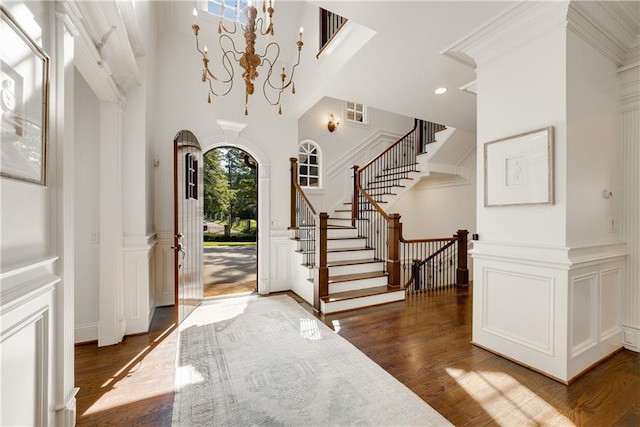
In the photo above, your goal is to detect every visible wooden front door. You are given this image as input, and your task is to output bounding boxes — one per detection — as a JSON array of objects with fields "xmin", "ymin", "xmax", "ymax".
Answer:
[{"xmin": 173, "ymin": 130, "xmax": 204, "ymax": 323}]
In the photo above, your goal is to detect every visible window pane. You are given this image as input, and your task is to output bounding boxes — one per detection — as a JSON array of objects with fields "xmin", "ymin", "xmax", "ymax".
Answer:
[
  {"xmin": 300, "ymin": 177, "xmax": 308, "ymax": 186},
  {"xmin": 310, "ymin": 166, "xmax": 318, "ymax": 176},
  {"xmin": 309, "ymin": 177, "xmax": 319, "ymax": 187},
  {"xmin": 309, "ymin": 155, "xmax": 317, "ymax": 165},
  {"xmin": 299, "ymin": 154, "xmax": 308, "ymax": 164},
  {"xmin": 300, "ymin": 165, "xmax": 308, "ymax": 175}
]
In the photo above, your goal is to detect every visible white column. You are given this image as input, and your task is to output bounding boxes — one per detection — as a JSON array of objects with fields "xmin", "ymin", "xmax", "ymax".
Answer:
[
  {"xmin": 619, "ymin": 63, "xmax": 640, "ymax": 352},
  {"xmin": 53, "ymin": 5, "xmax": 79, "ymax": 425},
  {"xmin": 98, "ymin": 101, "xmax": 126, "ymax": 346}
]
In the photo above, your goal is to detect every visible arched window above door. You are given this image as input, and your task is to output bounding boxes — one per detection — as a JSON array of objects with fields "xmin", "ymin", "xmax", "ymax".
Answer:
[{"xmin": 298, "ymin": 140, "xmax": 321, "ymax": 188}]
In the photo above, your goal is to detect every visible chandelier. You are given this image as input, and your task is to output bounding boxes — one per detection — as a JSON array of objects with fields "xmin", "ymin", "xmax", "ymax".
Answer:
[{"xmin": 191, "ymin": 1, "xmax": 303, "ymax": 115}]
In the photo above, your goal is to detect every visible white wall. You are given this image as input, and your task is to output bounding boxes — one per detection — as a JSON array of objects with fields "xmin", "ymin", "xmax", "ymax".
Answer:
[
  {"xmin": 566, "ymin": 31, "xmax": 620, "ymax": 247},
  {"xmin": 476, "ymin": 25, "xmax": 568, "ymax": 246},
  {"xmin": 74, "ymin": 68, "xmax": 101, "ymax": 343},
  {"xmin": 395, "ymin": 173, "xmax": 476, "ymax": 240},
  {"xmin": 297, "ymin": 96, "xmax": 413, "ymax": 212}
]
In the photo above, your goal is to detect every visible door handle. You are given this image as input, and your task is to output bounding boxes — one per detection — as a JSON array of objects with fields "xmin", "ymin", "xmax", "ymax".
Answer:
[{"xmin": 171, "ymin": 242, "xmax": 186, "ymax": 268}]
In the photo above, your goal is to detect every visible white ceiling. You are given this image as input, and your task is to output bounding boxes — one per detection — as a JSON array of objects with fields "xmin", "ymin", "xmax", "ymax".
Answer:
[{"xmin": 156, "ymin": 1, "xmax": 638, "ymax": 132}]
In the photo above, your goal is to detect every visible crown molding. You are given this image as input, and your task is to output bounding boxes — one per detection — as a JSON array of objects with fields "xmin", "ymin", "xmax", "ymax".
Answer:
[
  {"xmin": 567, "ymin": 1, "xmax": 640, "ymax": 67},
  {"xmin": 441, "ymin": 1, "xmax": 570, "ymax": 68}
]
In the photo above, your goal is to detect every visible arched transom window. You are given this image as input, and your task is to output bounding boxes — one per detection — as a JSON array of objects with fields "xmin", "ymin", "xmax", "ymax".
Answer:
[{"xmin": 298, "ymin": 141, "xmax": 320, "ymax": 188}]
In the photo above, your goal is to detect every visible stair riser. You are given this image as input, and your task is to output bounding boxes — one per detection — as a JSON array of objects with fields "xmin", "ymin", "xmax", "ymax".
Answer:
[
  {"xmin": 327, "ymin": 249, "xmax": 375, "ymax": 263},
  {"xmin": 332, "ymin": 210, "xmax": 352, "ymax": 219},
  {"xmin": 327, "ymin": 219, "xmax": 353, "ymax": 227},
  {"xmin": 327, "ymin": 238, "xmax": 367, "ymax": 249},
  {"xmin": 328, "ymin": 262, "xmax": 384, "ymax": 276},
  {"xmin": 327, "ymin": 228, "xmax": 359, "ymax": 239},
  {"xmin": 328, "ymin": 276, "xmax": 388, "ymax": 294},
  {"xmin": 320, "ymin": 290, "xmax": 405, "ymax": 314}
]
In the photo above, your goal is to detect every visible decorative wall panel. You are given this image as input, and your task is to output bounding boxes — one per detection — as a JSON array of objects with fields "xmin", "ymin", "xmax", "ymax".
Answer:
[{"xmin": 482, "ymin": 268, "xmax": 555, "ymax": 355}]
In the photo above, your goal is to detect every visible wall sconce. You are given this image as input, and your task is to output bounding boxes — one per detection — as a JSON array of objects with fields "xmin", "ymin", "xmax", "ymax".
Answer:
[{"xmin": 327, "ymin": 114, "xmax": 340, "ymax": 132}]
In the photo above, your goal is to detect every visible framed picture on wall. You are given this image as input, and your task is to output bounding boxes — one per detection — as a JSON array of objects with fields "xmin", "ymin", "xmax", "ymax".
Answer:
[
  {"xmin": 484, "ymin": 126, "xmax": 554, "ymax": 207},
  {"xmin": 0, "ymin": 5, "xmax": 50, "ymax": 185}
]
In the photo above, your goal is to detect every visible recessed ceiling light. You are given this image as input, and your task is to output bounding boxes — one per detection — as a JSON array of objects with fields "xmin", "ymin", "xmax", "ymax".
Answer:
[{"xmin": 435, "ymin": 87, "xmax": 448, "ymax": 95}]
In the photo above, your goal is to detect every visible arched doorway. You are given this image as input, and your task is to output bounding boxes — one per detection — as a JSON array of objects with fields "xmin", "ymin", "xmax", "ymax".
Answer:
[
  {"xmin": 202, "ymin": 146, "xmax": 258, "ymax": 297},
  {"xmin": 201, "ymin": 130, "xmax": 272, "ymax": 296}
]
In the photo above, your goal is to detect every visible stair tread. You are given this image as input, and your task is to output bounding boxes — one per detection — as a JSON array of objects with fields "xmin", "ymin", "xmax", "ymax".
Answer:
[
  {"xmin": 320, "ymin": 285, "xmax": 403, "ymax": 303},
  {"xmin": 327, "ymin": 258, "xmax": 382, "ymax": 267},
  {"xmin": 383, "ymin": 162, "xmax": 418, "ymax": 171},
  {"xmin": 375, "ymin": 170, "xmax": 419, "ymax": 178},
  {"xmin": 328, "ymin": 271, "xmax": 387, "ymax": 284},
  {"xmin": 327, "ymin": 246, "xmax": 372, "ymax": 253}
]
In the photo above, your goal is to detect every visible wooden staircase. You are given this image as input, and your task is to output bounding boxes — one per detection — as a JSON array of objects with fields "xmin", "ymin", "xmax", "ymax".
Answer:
[
  {"xmin": 319, "ymin": 209, "xmax": 404, "ymax": 314},
  {"xmin": 289, "ymin": 119, "xmax": 466, "ymax": 314}
]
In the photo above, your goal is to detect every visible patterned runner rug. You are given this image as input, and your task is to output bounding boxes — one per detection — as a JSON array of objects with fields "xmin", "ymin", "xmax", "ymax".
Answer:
[{"xmin": 172, "ymin": 294, "xmax": 452, "ymax": 426}]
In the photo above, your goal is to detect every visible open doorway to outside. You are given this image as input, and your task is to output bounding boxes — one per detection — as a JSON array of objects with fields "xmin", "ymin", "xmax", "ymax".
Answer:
[{"xmin": 203, "ymin": 146, "xmax": 258, "ymax": 297}]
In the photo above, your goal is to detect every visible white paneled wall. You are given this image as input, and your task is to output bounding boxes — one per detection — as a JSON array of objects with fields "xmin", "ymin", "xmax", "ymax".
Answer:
[{"xmin": 620, "ymin": 64, "xmax": 640, "ymax": 352}]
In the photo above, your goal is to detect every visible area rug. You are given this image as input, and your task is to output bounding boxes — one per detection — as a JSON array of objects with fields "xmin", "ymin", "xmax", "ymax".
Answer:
[{"xmin": 172, "ymin": 294, "xmax": 452, "ymax": 426}]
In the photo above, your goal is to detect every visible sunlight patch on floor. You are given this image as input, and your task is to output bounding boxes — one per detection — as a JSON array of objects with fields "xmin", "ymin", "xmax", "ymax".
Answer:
[
  {"xmin": 300, "ymin": 317, "xmax": 322, "ymax": 341},
  {"xmin": 446, "ymin": 368, "xmax": 575, "ymax": 426},
  {"xmin": 174, "ymin": 364, "xmax": 205, "ymax": 389},
  {"xmin": 332, "ymin": 319, "xmax": 341, "ymax": 333}
]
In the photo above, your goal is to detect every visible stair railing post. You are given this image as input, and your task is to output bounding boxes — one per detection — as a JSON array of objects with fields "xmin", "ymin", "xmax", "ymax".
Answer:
[
  {"xmin": 412, "ymin": 259, "xmax": 421, "ymax": 292},
  {"xmin": 387, "ymin": 213, "xmax": 401, "ymax": 288},
  {"xmin": 289, "ymin": 157, "xmax": 298, "ymax": 229},
  {"xmin": 316, "ymin": 212, "xmax": 329, "ymax": 311},
  {"xmin": 456, "ymin": 229, "xmax": 469, "ymax": 286},
  {"xmin": 351, "ymin": 165, "xmax": 359, "ymax": 227}
]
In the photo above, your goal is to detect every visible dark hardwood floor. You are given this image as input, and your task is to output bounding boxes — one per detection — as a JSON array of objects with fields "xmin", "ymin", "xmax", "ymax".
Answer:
[{"xmin": 75, "ymin": 286, "xmax": 640, "ymax": 426}]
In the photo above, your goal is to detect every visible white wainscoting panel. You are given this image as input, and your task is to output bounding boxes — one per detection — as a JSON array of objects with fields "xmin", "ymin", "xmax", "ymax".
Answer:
[
  {"xmin": 1, "ymin": 260, "xmax": 57, "ymax": 427},
  {"xmin": 600, "ymin": 268, "xmax": 622, "ymax": 341},
  {"xmin": 155, "ymin": 231, "xmax": 175, "ymax": 307},
  {"xmin": 123, "ymin": 234, "xmax": 157, "ymax": 335},
  {"xmin": 269, "ymin": 231, "xmax": 291, "ymax": 293},
  {"xmin": 570, "ymin": 273, "xmax": 598, "ymax": 357},
  {"xmin": 482, "ymin": 268, "xmax": 555, "ymax": 355}
]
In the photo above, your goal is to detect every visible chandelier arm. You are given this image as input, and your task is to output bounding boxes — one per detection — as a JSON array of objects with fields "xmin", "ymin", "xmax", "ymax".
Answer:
[
  {"xmin": 220, "ymin": 19, "xmax": 238, "ymax": 34},
  {"xmin": 261, "ymin": 60, "xmax": 283, "ymax": 107},
  {"xmin": 219, "ymin": 33, "xmax": 245, "ymax": 57}
]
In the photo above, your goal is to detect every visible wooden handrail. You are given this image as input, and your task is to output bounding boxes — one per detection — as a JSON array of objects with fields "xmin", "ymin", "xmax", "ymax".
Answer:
[{"xmin": 359, "ymin": 121, "xmax": 418, "ymax": 172}]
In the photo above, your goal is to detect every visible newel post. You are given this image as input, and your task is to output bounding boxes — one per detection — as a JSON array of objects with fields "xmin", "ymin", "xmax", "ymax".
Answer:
[
  {"xmin": 289, "ymin": 157, "xmax": 297, "ymax": 229},
  {"xmin": 456, "ymin": 229, "xmax": 469, "ymax": 286},
  {"xmin": 351, "ymin": 165, "xmax": 359, "ymax": 226},
  {"xmin": 316, "ymin": 212, "xmax": 329, "ymax": 310},
  {"xmin": 387, "ymin": 213, "xmax": 401, "ymax": 288}
]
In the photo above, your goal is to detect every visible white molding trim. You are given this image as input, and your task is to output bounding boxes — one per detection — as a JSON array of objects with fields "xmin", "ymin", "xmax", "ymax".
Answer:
[
  {"xmin": 326, "ymin": 130, "xmax": 401, "ymax": 179},
  {"xmin": 567, "ymin": 1, "xmax": 640, "ymax": 68},
  {"xmin": 441, "ymin": 1, "xmax": 569, "ymax": 68},
  {"xmin": 567, "ymin": 242, "xmax": 627, "ymax": 268},
  {"xmin": 0, "ymin": 256, "xmax": 58, "ymax": 280},
  {"xmin": 471, "ymin": 241, "xmax": 571, "ymax": 269},
  {"xmin": 623, "ymin": 325, "xmax": 640, "ymax": 352}
]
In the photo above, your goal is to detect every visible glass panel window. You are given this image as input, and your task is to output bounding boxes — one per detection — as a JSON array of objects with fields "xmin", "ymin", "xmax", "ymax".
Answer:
[
  {"xmin": 346, "ymin": 101, "xmax": 366, "ymax": 124},
  {"xmin": 207, "ymin": 0, "xmax": 248, "ymax": 24},
  {"xmin": 298, "ymin": 141, "xmax": 321, "ymax": 188}
]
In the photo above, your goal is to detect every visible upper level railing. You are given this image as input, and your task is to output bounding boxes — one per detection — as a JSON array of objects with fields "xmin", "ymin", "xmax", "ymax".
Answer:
[
  {"xmin": 417, "ymin": 118, "xmax": 447, "ymax": 153},
  {"xmin": 317, "ymin": 8, "xmax": 348, "ymax": 58}
]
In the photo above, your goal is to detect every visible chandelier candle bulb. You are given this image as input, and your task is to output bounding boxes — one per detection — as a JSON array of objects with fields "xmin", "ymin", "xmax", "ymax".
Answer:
[{"xmin": 193, "ymin": 8, "xmax": 197, "ymax": 24}]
